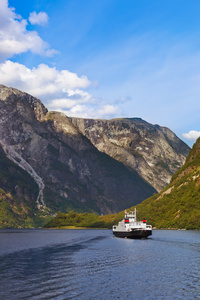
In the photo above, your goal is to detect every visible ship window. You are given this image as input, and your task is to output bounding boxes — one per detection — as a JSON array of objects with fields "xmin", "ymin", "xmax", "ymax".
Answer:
[{"xmin": 113, "ymin": 226, "xmax": 116, "ymax": 229}]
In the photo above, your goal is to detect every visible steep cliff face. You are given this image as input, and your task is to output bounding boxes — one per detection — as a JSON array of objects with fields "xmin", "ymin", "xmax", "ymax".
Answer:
[
  {"xmin": 135, "ymin": 137, "xmax": 200, "ymax": 229},
  {"xmin": 0, "ymin": 85, "xmax": 156, "ymax": 223},
  {"xmin": 0, "ymin": 144, "xmax": 40, "ymax": 228},
  {"xmin": 71, "ymin": 118, "xmax": 190, "ymax": 191}
]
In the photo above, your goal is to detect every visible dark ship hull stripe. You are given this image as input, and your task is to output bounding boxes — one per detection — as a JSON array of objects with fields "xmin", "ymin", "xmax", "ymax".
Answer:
[{"xmin": 113, "ymin": 230, "xmax": 152, "ymax": 239}]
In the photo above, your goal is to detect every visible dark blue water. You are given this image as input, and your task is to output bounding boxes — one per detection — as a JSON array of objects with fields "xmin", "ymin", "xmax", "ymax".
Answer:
[{"xmin": 0, "ymin": 229, "xmax": 199, "ymax": 300}]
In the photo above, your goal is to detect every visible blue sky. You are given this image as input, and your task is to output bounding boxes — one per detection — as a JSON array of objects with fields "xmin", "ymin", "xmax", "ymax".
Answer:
[{"xmin": 1, "ymin": 0, "xmax": 200, "ymax": 146}]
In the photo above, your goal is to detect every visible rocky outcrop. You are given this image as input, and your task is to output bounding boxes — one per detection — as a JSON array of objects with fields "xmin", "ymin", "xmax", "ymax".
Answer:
[
  {"xmin": 0, "ymin": 85, "xmax": 156, "ymax": 221},
  {"xmin": 70, "ymin": 118, "xmax": 190, "ymax": 191}
]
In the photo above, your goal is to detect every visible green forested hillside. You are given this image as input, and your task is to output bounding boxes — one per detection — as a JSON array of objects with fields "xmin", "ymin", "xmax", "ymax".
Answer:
[
  {"xmin": 44, "ymin": 211, "xmax": 124, "ymax": 229},
  {"xmin": 45, "ymin": 138, "xmax": 200, "ymax": 230},
  {"xmin": 135, "ymin": 138, "xmax": 200, "ymax": 229}
]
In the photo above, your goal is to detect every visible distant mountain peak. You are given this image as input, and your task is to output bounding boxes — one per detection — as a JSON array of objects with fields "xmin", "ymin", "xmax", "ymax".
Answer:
[{"xmin": 71, "ymin": 117, "xmax": 190, "ymax": 191}]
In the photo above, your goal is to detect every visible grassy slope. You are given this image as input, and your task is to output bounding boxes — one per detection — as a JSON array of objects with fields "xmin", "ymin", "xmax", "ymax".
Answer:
[
  {"xmin": 44, "ymin": 211, "xmax": 121, "ymax": 229},
  {"xmin": 134, "ymin": 138, "xmax": 200, "ymax": 229}
]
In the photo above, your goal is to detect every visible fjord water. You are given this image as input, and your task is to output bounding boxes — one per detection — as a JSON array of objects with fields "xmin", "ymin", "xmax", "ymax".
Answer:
[{"xmin": 0, "ymin": 229, "xmax": 199, "ymax": 300}]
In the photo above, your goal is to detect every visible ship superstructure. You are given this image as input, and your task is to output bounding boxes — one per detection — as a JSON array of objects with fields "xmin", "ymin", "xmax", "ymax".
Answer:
[{"xmin": 112, "ymin": 208, "xmax": 152, "ymax": 238}]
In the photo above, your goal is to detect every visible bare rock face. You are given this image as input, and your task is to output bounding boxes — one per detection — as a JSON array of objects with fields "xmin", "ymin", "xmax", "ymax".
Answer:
[
  {"xmin": 70, "ymin": 118, "xmax": 190, "ymax": 191},
  {"xmin": 0, "ymin": 85, "xmax": 156, "ymax": 221},
  {"xmin": 0, "ymin": 144, "xmax": 39, "ymax": 228}
]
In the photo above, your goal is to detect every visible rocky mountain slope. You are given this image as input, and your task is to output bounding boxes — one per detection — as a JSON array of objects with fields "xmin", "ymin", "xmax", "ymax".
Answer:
[
  {"xmin": 0, "ymin": 144, "xmax": 40, "ymax": 228},
  {"xmin": 46, "ymin": 138, "xmax": 200, "ymax": 229},
  {"xmin": 71, "ymin": 118, "xmax": 190, "ymax": 191},
  {"xmin": 0, "ymin": 85, "xmax": 157, "ymax": 227},
  {"xmin": 134, "ymin": 137, "xmax": 200, "ymax": 229}
]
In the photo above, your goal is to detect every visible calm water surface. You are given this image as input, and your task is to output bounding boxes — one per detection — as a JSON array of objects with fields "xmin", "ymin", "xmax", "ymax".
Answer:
[{"xmin": 0, "ymin": 229, "xmax": 199, "ymax": 299}]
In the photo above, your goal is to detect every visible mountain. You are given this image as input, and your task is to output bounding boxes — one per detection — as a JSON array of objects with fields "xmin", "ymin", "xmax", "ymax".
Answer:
[
  {"xmin": 0, "ymin": 85, "xmax": 157, "ymax": 227},
  {"xmin": 134, "ymin": 137, "xmax": 200, "ymax": 229},
  {"xmin": 45, "ymin": 138, "xmax": 200, "ymax": 229},
  {"xmin": 70, "ymin": 117, "xmax": 190, "ymax": 191},
  {"xmin": 0, "ymin": 144, "xmax": 40, "ymax": 228}
]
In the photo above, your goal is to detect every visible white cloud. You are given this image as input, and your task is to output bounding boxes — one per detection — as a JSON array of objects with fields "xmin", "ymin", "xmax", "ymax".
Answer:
[
  {"xmin": 49, "ymin": 90, "xmax": 93, "ymax": 109},
  {"xmin": 182, "ymin": 131, "xmax": 200, "ymax": 141},
  {"xmin": 47, "ymin": 89, "xmax": 120, "ymax": 119},
  {"xmin": 97, "ymin": 105, "xmax": 120, "ymax": 116},
  {"xmin": 0, "ymin": 60, "xmax": 121, "ymax": 119},
  {"xmin": 56, "ymin": 104, "xmax": 121, "ymax": 119},
  {"xmin": 0, "ymin": 2, "xmax": 122, "ymax": 120},
  {"xmin": 0, "ymin": 60, "xmax": 91, "ymax": 98},
  {"xmin": 29, "ymin": 12, "xmax": 48, "ymax": 26},
  {"xmin": 0, "ymin": 0, "xmax": 55, "ymax": 60}
]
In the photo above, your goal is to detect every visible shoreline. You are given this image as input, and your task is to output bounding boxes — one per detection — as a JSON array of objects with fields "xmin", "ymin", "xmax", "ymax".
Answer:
[{"xmin": 44, "ymin": 226, "xmax": 109, "ymax": 230}]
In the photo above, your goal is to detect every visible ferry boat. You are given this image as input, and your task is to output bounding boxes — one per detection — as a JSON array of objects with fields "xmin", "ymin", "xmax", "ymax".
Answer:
[{"xmin": 112, "ymin": 209, "xmax": 152, "ymax": 238}]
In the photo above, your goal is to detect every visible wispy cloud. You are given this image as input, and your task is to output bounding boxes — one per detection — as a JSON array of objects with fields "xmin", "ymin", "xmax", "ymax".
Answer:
[
  {"xmin": 48, "ymin": 89, "xmax": 93, "ymax": 109},
  {"xmin": 55, "ymin": 104, "xmax": 121, "ymax": 119},
  {"xmin": 82, "ymin": 31, "xmax": 200, "ymax": 132}
]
